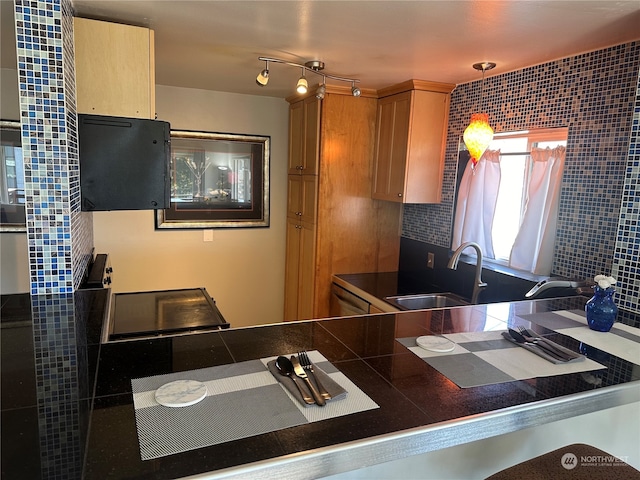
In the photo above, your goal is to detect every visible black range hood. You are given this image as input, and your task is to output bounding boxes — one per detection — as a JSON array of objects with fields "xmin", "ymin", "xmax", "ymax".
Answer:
[{"xmin": 78, "ymin": 114, "xmax": 171, "ymax": 211}]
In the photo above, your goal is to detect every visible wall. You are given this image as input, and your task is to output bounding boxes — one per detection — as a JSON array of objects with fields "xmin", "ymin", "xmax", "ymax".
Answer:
[
  {"xmin": 13, "ymin": 0, "xmax": 94, "ymax": 295},
  {"xmin": 0, "ymin": 68, "xmax": 29, "ymax": 294},
  {"xmin": 403, "ymin": 42, "xmax": 640, "ymax": 314},
  {"xmin": 91, "ymin": 85, "xmax": 289, "ymax": 328}
]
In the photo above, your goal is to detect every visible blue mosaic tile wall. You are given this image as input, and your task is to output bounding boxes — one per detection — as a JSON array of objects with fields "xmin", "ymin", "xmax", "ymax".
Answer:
[
  {"xmin": 14, "ymin": 0, "xmax": 93, "ymax": 295},
  {"xmin": 31, "ymin": 293, "xmax": 86, "ymax": 478},
  {"xmin": 612, "ymin": 73, "xmax": 640, "ymax": 313},
  {"xmin": 403, "ymin": 42, "xmax": 640, "ymax": 313}
]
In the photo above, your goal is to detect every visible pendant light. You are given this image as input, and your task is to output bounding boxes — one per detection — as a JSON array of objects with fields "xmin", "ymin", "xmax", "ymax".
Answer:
[{"xmin": 463, "ymin": 62, "xmax": 496, "ymax": 168}]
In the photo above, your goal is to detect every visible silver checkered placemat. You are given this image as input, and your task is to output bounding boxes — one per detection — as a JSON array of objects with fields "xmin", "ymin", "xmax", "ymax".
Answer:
[
  {"xmin": 131, "ymin": 351, "xmax": 379, "ymax": 460},
  {"xmin": 398, "ymin": 331, "xmax": 605, "ymax": 388},
  {"xmin": 518, "ymin": 310, "xmax": 640, "ymax": 366}
]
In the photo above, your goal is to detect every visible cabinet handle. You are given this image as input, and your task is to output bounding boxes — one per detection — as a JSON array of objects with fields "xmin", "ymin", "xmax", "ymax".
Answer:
[
  {"xmin": 397, "ymin": 193, "xmax": 403, "ymax": 197},
  {"xmin": 296, "ymin": 212, "xmax": 302, "ymax": 216},
  {"xmin": 296, "ymin": 165, "xmax": 303, "ymax": 170}
]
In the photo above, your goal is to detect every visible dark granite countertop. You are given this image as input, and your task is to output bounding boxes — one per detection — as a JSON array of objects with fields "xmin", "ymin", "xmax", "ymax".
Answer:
[{"xmin": 1, "ymin": 290, "xmax": 639, "ymax": 479}]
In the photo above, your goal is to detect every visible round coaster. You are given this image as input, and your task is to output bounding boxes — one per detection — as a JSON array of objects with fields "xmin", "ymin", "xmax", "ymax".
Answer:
[
  {"xmin": 155, "ymin": 380, "xmax": 207, "ymax": 407},
  {"xmin": 416, "ymin": 336, "xmax": 455, "ymax": 353}
]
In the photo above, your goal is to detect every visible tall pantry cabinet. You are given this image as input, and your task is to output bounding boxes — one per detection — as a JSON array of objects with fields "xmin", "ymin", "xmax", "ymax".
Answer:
[{"xmin": 284, "ymin": 88, "xmax": 401, "ymax": 321}]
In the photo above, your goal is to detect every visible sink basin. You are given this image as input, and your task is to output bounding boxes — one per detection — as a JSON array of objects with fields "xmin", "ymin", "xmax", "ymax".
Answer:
[{"xmin": 384, "ymin": 292, "xmax": 469, "ymax": 311}]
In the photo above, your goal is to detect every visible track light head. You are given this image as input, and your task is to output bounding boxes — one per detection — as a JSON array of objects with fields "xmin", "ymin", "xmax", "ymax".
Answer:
[
  {"xmin": 316, "ymin": 81, "xmax": 326, "ymax": 100},
  {"xmin": 296, "ymin": 68, "xmax": 308, "ymax": 94},
  {"xmin": 296, "ymin": 76, "xmax": 308, "ymax": 94},
  {"xmin": 256, "ymin": 68, "xmax": 269, "ymax": 86},
  {"xmin": 351, "ymin": 82, "xmax": 361, "ymax": 97},
  {"xmin": 256, "ymin": 59, "xmax": 269, "ymax": 86}
]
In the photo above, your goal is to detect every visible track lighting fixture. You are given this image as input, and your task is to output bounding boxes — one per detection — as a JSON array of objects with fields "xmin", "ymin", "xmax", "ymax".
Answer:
[
  {"xmin": 256, "ymin": 56, "xmax": 361, "ymax": 97},
  {"xmin": 351, "ymin": 81, "xmax": 361, "ymax": 97},
  {"xmin": 296, "ymin": 67, "xmax": 308, "ymax": 94},
  {"xmin": 316, "ymin": 77, "xmax": 326, "ymax": 100},
  {"xmin": 256, "ymin": 60, "xmax": 269, "ymax": 86}
]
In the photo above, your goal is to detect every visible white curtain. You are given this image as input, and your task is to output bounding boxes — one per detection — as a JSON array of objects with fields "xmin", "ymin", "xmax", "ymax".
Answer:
[
  {"xmin": 509, "ymin": 146, "xmax": 566, "ymax": 275},
  {"xmin": 451, "ymin": 150, "xmax": 501, "ymax": 258}
]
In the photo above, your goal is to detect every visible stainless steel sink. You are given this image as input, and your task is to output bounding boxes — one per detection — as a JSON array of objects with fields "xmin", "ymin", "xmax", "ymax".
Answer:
[{"xmin": 384, "ymin": 292, "xmax": 469, "ymax": 311}]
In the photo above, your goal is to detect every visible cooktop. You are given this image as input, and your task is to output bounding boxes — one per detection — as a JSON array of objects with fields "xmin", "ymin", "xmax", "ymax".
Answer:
[{"xmin": 107, "ymin": 288, "xmax": 229, "ymax": 341}]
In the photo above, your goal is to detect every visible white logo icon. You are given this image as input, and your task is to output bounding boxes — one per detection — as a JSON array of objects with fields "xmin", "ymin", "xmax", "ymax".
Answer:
[{"xmin": 561, "ymin": 453, "xmax": 578, "ymax": 470}]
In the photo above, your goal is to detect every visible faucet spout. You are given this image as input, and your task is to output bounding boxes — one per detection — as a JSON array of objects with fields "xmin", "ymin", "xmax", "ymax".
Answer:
[{"xmin": 447, "ymin": 242, "xmax": 487, "ymax": 303}]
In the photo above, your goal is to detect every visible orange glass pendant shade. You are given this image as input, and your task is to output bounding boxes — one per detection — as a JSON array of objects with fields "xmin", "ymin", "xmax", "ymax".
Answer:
[{"xmin": 463, "ymin": 113, "xmax": 494, "ymax": 166}]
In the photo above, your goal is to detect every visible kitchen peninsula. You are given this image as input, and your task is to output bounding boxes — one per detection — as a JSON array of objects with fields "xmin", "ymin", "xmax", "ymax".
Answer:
[{"xmin": 1, "ymin": 289, "xmax": 639, "ymax": 479}]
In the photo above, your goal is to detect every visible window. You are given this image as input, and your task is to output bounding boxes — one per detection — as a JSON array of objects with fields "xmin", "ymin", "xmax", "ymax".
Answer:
[
  {"xmin": 453, "ymin": 127, "xmax": 568, "ymax": 275},
  {"xmin": 489, "ymin": 128, "xmax": 567, "ymax": 263}
]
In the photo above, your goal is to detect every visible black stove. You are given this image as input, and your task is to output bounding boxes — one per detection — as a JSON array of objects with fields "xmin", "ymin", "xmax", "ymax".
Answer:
[{"xmin": 107, "ymin": 287, "xmax": 230, "ymax": 342}]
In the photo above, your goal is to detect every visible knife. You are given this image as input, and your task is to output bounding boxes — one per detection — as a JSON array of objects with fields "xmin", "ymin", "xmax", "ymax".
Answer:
[
  {"xmin": 291, "ymin": 355, "xmax": 326, "ymax": 406},
  {"xmin": 508, "ymin": 328, "xmax": 569, "ymax": 362},
  {"xmin": 519, "ymin": 328, "xmax": 581, "ymax": 360}
]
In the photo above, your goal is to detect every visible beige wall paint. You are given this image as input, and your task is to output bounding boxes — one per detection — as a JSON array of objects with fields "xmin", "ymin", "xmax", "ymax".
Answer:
[
  {"xmin": 92, "ymin": 85, "xmax": 290, "ymax": 328},
  {"xmin": 0, "ymin": 233, "xmax": 29, "ymax": 294},
  {"xmin": 1, "ymin": 68, "xmax": 30, "ymax": 294},
  {"xmin": 1, "ymin": 68, "xmax": 19, "ymax": 120}
]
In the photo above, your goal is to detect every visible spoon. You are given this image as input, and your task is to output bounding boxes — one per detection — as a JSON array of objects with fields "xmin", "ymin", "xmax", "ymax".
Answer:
[
  {"xmin": 275, "ymin": 356, "xmax": 314, "ymax": 404},
  {"xmin": 508, "ymin": 329, "xmax": 568, "ymax": 361}
]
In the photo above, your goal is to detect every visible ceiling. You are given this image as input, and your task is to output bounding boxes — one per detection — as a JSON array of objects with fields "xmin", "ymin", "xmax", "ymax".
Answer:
[{"xmin": 2, "ymin": 1, "xmax": 640, "ymax": 98}]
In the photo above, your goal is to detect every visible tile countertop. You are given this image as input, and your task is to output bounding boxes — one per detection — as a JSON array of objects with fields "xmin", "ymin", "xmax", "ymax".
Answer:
[{"xmin": 1, "ymin": 289, "xmax": 639, "ymax": 479}]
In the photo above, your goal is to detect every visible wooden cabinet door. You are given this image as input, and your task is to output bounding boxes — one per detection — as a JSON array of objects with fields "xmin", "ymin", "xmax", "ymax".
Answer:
[
  {"xmin": 373, "ymin": 87, "xmax": 449, "ymax": 204},
  {"xmin": 288, "ymin": 101, "xmax": 304, "ymax": 174},
  {"xmin": 284, "ymin": 218, "xmax": 302, "ymax": 321},
  {"xmin": 403, "ymin": 90, "xmax": 449, "ymax": 203},
  {"xmin": 287, "ymin": 175, "xmax": 318, "ymax": 224},
  {"xmin": 302, "ymin": 97, "xmax": 320, "ymax": 175},
  {"xmin": 297, "ymin": 221, "xmax": 317, "ymax": 320},
  {"xmin": 284, "ymin": 218, "xmax": 317, "ymax": 321},
  {"xmin": 372, "ymin": 92, "xmax": 411, "ymax": 201},
  {"xmin": 288, "ymin": 97, "xmax": 320, "ymax": 175},
  {"xmin": 299, "ymin": 175, "xmax": 318, "ymax": 224},
  {"xmin": 74, "ymin": 18, "xmax": 155, "ymax": 119}
]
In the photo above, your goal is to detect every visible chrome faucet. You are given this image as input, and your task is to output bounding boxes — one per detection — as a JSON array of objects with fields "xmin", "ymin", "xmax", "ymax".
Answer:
[
  {"xmin": 525, "ymin": 278, "xmax": 588, "ymax": 299},
  {"xmin": 447, "ymin": 242, "xmax": 487, "ymax": 304}
]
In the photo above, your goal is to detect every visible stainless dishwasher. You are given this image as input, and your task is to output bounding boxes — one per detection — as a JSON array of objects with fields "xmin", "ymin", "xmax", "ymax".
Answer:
[{"xmin": 330, "ymin": 283, "xmax": 370, "ymax": 317}]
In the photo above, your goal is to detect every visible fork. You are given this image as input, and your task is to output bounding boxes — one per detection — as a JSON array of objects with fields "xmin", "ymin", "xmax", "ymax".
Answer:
[
  {"xmin": 517, "ymin": 326, "xmax": 576, "ymax": 360},
  {"xmin": 298, "ymin": 351, "xmax": 331, "ymax": 399}
]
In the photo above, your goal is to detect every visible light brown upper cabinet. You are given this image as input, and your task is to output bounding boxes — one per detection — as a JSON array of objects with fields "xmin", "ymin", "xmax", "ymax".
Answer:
[
  {"xmin": 74, "ymin": 18, "xmax": 155, "ymax": 119},
  {"xmin": 372, "ymin": 80, "xmax": 455, "ymax": 203},
  {"xmin": 288, "ymin": 96, "xmax": 320, "ymax": 175}
]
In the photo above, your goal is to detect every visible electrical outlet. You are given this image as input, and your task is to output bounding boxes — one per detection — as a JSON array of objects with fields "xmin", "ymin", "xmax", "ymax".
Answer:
[{"xmin": 427, "ymin": 252, "xmax": 435, "ymax": 269}]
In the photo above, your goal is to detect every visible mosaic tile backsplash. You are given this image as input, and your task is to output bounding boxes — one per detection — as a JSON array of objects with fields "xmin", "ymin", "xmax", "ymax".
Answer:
[
  {"xmin": 612, "ymin": 73, "xmax": 640, "ymax": 313},
  {"xmin": 402, "ymin": 42, "xmax": 640, "ymax": 314},
  {"xmin": 14, "ymin": 0, "xmax": 93, "ymax": 295},
  {"xmin": 31, "ymin": 293, "xmax": 86, "ymax": 479}
]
